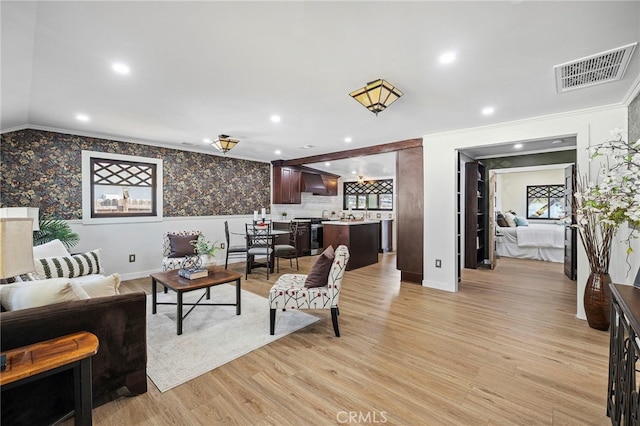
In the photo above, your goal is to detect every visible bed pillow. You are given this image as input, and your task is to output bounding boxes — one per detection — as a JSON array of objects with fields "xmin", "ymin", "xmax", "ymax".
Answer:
[
  {"xmin": 0, "ymin": 279, "xmax": 90, "ymax": 311},
  {"xmin": 34, "ymin": 249, "xmax": 104, "ymax": 279},
  {"xmin": 503, "ymin": 212, "xmax": 517, "ymax": 227},
  {"xmin": 496, "ymin": 212, "xmax": 509, "ymax": 227},
  {"xmin": 304, "ymin": 245, "xmax": 335, "ymax": 288},
  {"xmin": 514, "ymin": 216, "xmax": 529, "ymax": 226},
  {"xmin": 167, "ymin": 234, "xmax": 198, "ymax": 258}
]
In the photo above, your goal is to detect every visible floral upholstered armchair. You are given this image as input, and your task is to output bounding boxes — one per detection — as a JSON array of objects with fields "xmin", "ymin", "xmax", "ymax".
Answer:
[
  {"xmin": 162, "ymin": 230, "xmax": 203, "ymax": 271},
  {"xmin": 269, "ymin": 245, "xmax": 350, "ymax": 337}
]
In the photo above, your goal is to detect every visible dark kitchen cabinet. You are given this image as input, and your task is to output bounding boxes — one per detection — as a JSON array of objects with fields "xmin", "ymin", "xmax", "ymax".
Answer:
[
  {"xmin": 273, "ymin": 166, "xmax": 301, "ymax": 204},
  {"xmin": 322, "ymin": 176, "xmax": 338, "ymax": 196},
  {"xmin": 323, "ymin": 222, "xmax": 379, "ymax": 270}
]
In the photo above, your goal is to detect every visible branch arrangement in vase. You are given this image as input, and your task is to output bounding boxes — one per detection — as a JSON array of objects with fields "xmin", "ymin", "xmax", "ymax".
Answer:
[{"xmin": 574, "ymin": 128, "xmax": 640, "ymax": 274}]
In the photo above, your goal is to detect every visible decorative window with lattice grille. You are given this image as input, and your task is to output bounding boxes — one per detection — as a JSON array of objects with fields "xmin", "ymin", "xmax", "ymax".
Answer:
[
  {"xmin": 343, "ymin": 179, "xmax": 393, "ymax": 211},
  {"xmin": 526, "ymin": 185, "xmax": 565, "ymax": 220},
  {"xmin": 82, "ymin": 151, "xmax": 163, "ymax": 223}
]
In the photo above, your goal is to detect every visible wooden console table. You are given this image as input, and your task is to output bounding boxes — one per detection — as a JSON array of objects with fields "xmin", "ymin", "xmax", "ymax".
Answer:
[
  {"xmin": 0, "ymin": 331, "xmax": 99, "ymax": 425},
  {"xmin": 607, "ymin": 284, "xmax": 640, "ymax": 424}
]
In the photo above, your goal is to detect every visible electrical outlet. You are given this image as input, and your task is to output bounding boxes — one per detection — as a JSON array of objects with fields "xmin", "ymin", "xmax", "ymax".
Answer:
[
  {"xmin": 435, "ymin": 259, "xmax": 442, "ymax": 268},
  {"xmin": 220, "ymin": 242, "xmax": 225, "ymax": 249},
  {"xmin": 129, "ymin": 254, "xmax": 136, "ymax": 263}
]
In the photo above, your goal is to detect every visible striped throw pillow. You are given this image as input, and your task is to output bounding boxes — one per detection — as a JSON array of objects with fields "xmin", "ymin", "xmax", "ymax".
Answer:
[{"xmin": 34, "ymin": 249, "xmax": 104, "ymax": 279}]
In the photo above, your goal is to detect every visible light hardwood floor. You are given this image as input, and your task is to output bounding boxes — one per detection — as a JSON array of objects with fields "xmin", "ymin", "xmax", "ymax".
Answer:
[{"xmin": 86, "ymin": 254, "xmax": 610, "ymax": 425}]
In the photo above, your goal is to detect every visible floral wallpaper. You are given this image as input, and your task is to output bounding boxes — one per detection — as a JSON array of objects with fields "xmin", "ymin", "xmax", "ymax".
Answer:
[{"xmin": 0, "ymin": 129, "xmax": 271, "ymax": 220}]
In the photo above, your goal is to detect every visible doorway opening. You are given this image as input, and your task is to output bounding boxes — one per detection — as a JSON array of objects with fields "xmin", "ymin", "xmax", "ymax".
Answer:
[{"xmin": 456, "ymin": 136, "xmax": 577, "ymax": 288}]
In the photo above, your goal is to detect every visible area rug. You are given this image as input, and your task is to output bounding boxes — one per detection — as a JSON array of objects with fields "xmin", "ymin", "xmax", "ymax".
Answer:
[{"xmin": 146, "ymin": 285, "xmax": 319, "ymax": 392}]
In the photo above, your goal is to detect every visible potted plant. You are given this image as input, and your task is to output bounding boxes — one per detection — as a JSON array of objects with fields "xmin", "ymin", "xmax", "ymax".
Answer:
[
  {"xmin": 574, "ymin": 128, "xmax": 640, "ymax": 330},
  {"xmin": 281, "ymin": 212, "xmax": 288, "ymax": 220},
  {"xmin": 33, "ymin": 217, "xmax": 80, "ymax": 249},
  {"xmin": 190, "ymin": 235, "xmax": 220, "ymax": 266}
]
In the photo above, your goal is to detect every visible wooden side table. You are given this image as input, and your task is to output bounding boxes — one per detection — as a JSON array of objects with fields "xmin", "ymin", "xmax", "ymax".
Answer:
[{"xmin": 0, "ymin": 331, "xmax": 99, "ymax": 425}]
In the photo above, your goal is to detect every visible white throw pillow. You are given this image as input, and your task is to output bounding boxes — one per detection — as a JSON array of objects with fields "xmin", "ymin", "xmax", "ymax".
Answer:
[
  {"xmin": 503, "ymin": 212, "xmax": 517, "ymax": 227},
  {"xmin": 80, "ymin": 273, "xmax": 121, "ymax": 298},
  {"xmin": 34, "ymin": 249, "xmax": 104, "ymax": 279},
  {"xmin": 0, "ymin": 279, "xmax": 90, "ymax": 311},
  {"xmin": 33, "ymin": 239, "xmax": 71, "ymax": 259}
]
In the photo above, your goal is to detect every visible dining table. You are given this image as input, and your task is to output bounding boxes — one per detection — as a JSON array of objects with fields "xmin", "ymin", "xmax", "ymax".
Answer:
[{"xmin": 233, "ymin": 225, "xmax": 290, "ymax": 273}]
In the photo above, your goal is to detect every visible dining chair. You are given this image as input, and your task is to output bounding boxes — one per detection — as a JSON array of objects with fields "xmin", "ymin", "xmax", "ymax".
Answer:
[
  {"xmin": 224, "ymin": 221, "xmax": 247, "ymax": 269},
  {"xmin": 274, "ymin": 221, "xmax": 299, "ymax": 273},
  {"xmin": 253, "ymin": 219, "xmax": 272, "ymax": 230},
  {"xmin": 245, "ymin": 223, "xmax": 274, "ymax": 280}
]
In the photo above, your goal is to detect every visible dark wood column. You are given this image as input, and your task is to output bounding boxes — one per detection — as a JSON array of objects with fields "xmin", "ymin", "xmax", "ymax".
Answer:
[{"xmin": 396, "ymin": 146, "xmax": 424, "ymax": 283}]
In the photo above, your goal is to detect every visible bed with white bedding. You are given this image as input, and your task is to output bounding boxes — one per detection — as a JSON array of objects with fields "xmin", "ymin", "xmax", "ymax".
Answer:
[{"xmin": 496, "ymin": 224, "xmax": 565, "ymax": 262}]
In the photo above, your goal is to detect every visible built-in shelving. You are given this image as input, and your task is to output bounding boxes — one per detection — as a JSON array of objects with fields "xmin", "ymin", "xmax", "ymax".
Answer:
[{"xmin": 465, "ymin": 161, "xmax": 486, "ymax": 269}]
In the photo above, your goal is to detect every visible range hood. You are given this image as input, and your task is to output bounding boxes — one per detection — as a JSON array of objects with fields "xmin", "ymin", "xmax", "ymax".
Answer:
[{"xmin": 301, "ymin": 172, "xmax": 326, "ymax": 195}]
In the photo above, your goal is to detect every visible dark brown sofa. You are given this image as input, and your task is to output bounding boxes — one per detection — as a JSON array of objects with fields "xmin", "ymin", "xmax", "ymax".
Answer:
[{"xmin": 0, "ymin": 292, "xmax": 147, "ymax": 425}]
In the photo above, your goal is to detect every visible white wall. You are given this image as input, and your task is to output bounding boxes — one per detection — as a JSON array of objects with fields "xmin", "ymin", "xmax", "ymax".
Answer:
[
  {"xmin": 67, "ymin": 215, "xmax": 253, "ymax": 281},
  {"xmin": 423, "ymin": 106, "xmax": 632, "ymax": 320},
  {"xmin": 496, "ymin": 168, "xmax": 565, "ymax": 219}
]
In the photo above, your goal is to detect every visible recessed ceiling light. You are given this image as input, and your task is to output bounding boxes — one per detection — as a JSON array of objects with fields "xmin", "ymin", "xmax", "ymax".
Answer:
[
  {"xmin": 351, "ymin": 170, "xmax": 356, "ymax": 175},
  {"xmin": 325, "ymin": 162, "xmax": 331, "ymax": 166},
  {"xmin": 299, "ymin": 144, "xmax": 315, "ymax": 149},
  {"xmin": 514, "ymin": 143, "xmax": 523, "ymax": 149},
  {"xmin": 439, "ymin": 51, "xmax": 456, "ymax": 64},
  {"xmin": 275, "ymin": 149, "xmax": 282, "ymax": 155},
  {"xmin": 76, "ymin": 113, "xmax": 90, "ymax": 122},
  {"xmin": 203, "ymin": 138, "xmax": 211, "ymax": 143},
  {"xmin": 482, "ymin": 107, "xmax": 495, "ymax": 115},
  {"xmin": 552, "ymin": 139, "xmax": 563, "ymax": 144},
  {"xmin": 271, "ymin": 115, "xmax": 281, "ymax": 123},
  {"xmin": 111, "ymin": 62, "xmax": 130, "ymax": 75},
  {"xmin": 344, "ymin": 137, "xmax": 352, "ymax": 143}
]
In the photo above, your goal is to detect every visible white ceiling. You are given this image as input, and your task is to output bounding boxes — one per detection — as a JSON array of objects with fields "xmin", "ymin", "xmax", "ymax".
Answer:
[
  {"xmin": 2, "ymin": 1, "xmax": 639, "ymax": 178},
  {"xmin": 307, "ymin": 152, "xmax": 398, "ymax": 180}
]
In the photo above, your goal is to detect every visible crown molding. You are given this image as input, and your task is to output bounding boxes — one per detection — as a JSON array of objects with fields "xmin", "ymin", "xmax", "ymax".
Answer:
[{"xmin": 622, "ymin": 73, "xmax": 640, "ymax": 106}]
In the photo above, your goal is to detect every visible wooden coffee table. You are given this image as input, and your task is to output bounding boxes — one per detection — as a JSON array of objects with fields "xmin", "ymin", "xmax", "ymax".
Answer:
[{"xmin": 150, "ymin": 268, "xmax": 242, "ymax": 335}]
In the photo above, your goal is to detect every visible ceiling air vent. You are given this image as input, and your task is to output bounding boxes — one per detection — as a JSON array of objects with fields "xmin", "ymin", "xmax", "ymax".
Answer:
[{"xmin": 554, "ymin": 42, "xmax": 637, "ymax": 93}]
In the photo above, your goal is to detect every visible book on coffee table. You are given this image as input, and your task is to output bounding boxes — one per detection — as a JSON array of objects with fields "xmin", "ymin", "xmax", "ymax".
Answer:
[{"xmin": 178, "ymin": 268, "xmax": 208, "ymax": 280}]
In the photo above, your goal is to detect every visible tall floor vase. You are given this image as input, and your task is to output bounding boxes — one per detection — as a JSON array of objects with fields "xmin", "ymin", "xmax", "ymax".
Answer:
[{"xmin": 584, "ymin": 271, "xmax": 612, "ymax": 331}]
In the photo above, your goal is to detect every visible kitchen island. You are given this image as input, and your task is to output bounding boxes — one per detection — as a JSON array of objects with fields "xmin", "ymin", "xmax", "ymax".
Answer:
[{"xmin": 322, "ymin": 220, "xmax": 379, "ymax": 270}]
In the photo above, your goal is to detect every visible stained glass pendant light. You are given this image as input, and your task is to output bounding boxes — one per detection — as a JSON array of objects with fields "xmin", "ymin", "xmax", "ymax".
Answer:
[
  {"xmin": 212, "ymin": 134, "xmax": 239, "ymax": 154},
  {"xmin": 349, "ymin": 79, "xmax": 403, "ymax": 115}
]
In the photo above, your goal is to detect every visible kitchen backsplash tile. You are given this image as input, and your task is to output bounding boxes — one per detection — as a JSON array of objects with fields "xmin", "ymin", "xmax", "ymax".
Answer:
[{"xmin": 271, "ymin": 191, "xmax": 395, "ymax": 220}]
